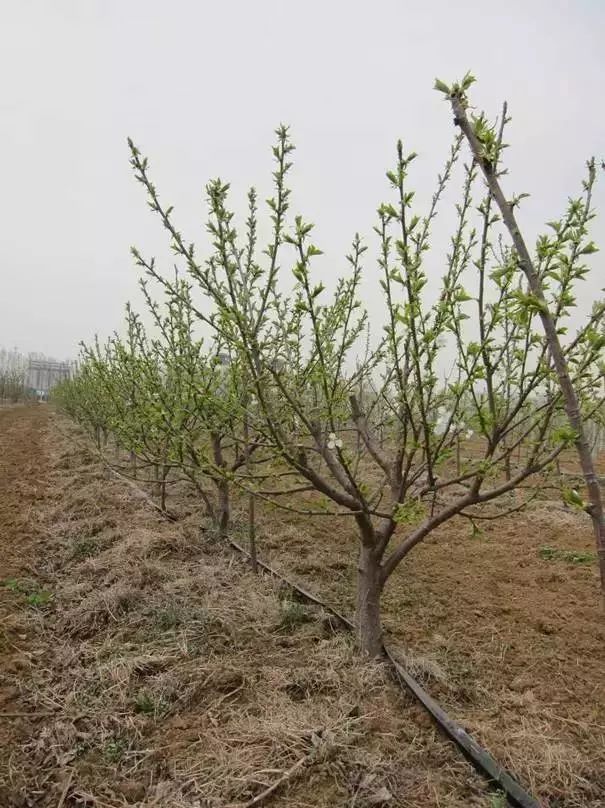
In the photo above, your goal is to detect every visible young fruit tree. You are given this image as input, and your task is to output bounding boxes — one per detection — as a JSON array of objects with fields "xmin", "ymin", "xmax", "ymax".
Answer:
[
  {"xmin": 56, "ymin": 273, "xmax": 260, "ymax": 536},
  {"xmin": 125, "ymin": 92, "xmax": 604, "ymax": 655}
]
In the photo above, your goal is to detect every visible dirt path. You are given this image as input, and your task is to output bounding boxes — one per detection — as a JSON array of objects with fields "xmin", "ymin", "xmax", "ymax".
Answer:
[{"xmin": 0, "ymin": 405, "xmax": 51, "ymax": 805}]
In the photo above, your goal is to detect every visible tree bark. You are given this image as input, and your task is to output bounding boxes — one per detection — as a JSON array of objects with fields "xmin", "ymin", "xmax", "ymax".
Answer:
[
  {"xmin": 356, "ymin": 544, "xmax": 384, "ymax": 657},
  {"xmin": 243, "ymin": 408, "xmax": 258, "ymax": 573},
  {"xmin": 217, "ymin": 479, "xmax": 230, "ymax": 539},
  {"xmin": 248, "ymin": 491, "xmax": 257, "ymax": 572},
  {"xmin": 211, "ymin": 432, "xmax": 230, "ymax": 538},
  {"xmin": 450, "ymin": 93, "xmax": 605, "ymax": 597},
  {"xmin": 153, "ymin": 463, "xmax": 160, "ymax": 499},
  {"xmin": 160, "ymin": 464, "xmax": 168, "ymax": 512}
]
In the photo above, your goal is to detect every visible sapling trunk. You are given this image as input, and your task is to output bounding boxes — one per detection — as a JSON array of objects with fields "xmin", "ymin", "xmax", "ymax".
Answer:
[
  {"xmin": 160, "ymin": 464, "xmax": 168, "ymax": 512},
  {"xmin": 504, "ymin": 450, "xmax": 512, "ymax": 482},
  {"xmin": 217, "ymin": 478, "xmax": 230, "ymax": 539},
  {"xmin": 248, "ymin": 493, "xmax": 257, "ymax": 573},
  {"xmin": 356, "ymin": 544, "xmax": 384, "ymax": 657},
  {"xmin": 243, "ymin": 408, "xmax": 258, "ymax": 573},
  {"xmin": 211, "ymin": 433, "xmax": 230, "ymax": 538},
  {"xmin": 450, "ymin": 91, "xmax": 605, "ymax": 597}
]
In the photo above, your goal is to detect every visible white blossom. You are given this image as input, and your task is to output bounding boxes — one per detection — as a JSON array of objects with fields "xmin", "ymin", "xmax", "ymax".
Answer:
[{"xmin": 327, "ymin": 431, "xmax": 343, "ymax": 450}]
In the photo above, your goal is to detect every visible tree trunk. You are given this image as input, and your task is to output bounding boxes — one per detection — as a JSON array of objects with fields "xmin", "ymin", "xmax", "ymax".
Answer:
[
  {"xmin": 243, "ymin": 409, "xmax": 258, "ymax": 573},
  {"xmin": 248, "ymin": 493, "xmax": 257, "ymax": 572},
  {"xmin": 211, "ymin": 433, "xmax": 230, "ymax": 539},
  {"xmin": 217, "ymin": 479, "xmax": 229, "ymax": 539},
  {"xmin": 160, "ymin": 464, "xmax": 168, "ymax": 512},
  {"xmin": 356, "ymin": 545, "xmax": 384, "ymax": 657}
]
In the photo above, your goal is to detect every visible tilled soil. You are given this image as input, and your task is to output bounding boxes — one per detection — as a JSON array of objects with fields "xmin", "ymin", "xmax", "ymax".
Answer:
[{"xmin": 0, "ymin": 405, "xmax": 52, "ymax": 804}]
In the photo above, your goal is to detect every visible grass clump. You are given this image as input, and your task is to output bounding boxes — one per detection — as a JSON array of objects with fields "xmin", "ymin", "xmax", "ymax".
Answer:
[
  {"xmin": 153, "ymin": 605, "xmax": 183, "ymax": 631},
  {"xmin": 103, "ymin": 736, "xmax": 128, "ymax": 763},
  {"xmin": 276, "ymin": 600, "xmax": 313, "ymax": 633},
  {"xmin": 71, "ymin": 537, "xmax": 101, "ymax": 560},
  {"xmin": 133, "ymin": 690, "xmax": 164, "ymax": 716},
  {"xmin": 539, "ymin": 546, "xmax": 596, "ymax": 564}
]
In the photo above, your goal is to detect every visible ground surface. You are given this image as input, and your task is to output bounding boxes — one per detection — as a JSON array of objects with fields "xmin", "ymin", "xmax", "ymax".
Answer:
[
  {"xmin": 257, "ymin": 471, "xmax": 605, "ymax": 806},
  {"xmin": 0, "ymin": 406, "xmax": 51, "ymax": 803},
  {"xmin": 1, "ymin": 406, "xmax": 604, "ymax": 807},
  {"xmin": 1, "ymin": 406, "xmax": 494, "ymax": 807}
]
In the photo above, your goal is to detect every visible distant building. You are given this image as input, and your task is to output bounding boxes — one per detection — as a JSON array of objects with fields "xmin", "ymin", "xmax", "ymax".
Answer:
[{"xmin": 27, "ymin": 359, "xmax": 73, "ymax": 394}]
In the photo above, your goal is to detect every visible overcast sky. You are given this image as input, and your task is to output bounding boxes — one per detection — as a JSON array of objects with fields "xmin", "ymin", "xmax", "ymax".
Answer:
[{"xmin": 1, "ymin": 0, "xmax": 603, "ymax": 360}]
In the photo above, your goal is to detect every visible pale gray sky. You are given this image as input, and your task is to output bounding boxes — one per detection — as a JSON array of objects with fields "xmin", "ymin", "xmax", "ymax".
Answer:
[{"xmin": 1, "ymin": 0, "xmax": 604, "ymax": 359}]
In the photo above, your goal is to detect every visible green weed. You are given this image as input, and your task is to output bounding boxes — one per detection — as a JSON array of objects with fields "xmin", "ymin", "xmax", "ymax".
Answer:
[
  {"xmin": 103, "ymin": 736, "xmax": 128, "ymax": 762},
  {"xmin": 2, "ymin": 578, "xmax": 54, "ymax": 609},
  {"xmin": 133, "ymin": 690, "xmax": 169, "ymax": 718},
  {"xmin": 277, "ymin": 600, "xmax": 313, "ymax": 633},
  {"xmin": 2, "ymin": 578, "xmax": 26, "ymax": 593},
  {"xmin": 539, "ymin": 546, "xmax": 596, "ymax": 564},
  {"xmin": 26, "ymin": 589, "xmax": 54, "ymax": 609}
]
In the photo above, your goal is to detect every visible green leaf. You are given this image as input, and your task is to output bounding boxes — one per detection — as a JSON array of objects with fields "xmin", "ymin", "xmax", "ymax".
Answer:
[
  {"xmin": 561, "ymin": 487, "xmax": 586, "ymax": 510},
  {"xmin": 460, "ymin": 71, "xmax": 476, "ymax": 91},
  {"xmin": 551, "ymin": 425, "xmax": 578, "ymax": 445},
  {"xmin": 393, "ymin": 499, "xmax": 426, "ymax": 525}
]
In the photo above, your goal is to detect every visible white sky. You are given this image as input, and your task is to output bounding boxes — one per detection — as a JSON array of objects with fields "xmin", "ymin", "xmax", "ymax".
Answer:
[{"xmin": 1, "ymin": 0, "xmax": 603, "ymax": 359}]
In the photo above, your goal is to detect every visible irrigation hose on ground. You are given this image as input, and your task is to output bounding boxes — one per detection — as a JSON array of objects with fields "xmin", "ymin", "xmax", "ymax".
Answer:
[{"xmin": 228, "ymin": 538, "xmax": 541, "ymax": 808}]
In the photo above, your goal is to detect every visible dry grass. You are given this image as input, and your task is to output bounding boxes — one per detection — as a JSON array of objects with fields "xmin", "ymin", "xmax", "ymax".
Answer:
[
  {"xmin": 253, "ymin": 478, "xmax": 605, "ymax": 807},
  {"xmin": 0, "ymin": 410, "xmax": 491, "ymax": 807}
]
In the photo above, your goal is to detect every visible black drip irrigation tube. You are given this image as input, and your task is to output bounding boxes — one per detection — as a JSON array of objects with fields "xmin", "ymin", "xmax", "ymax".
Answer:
[{"xmin": 228, "ymin": 538, "xmax": 541, "ymax": 808}]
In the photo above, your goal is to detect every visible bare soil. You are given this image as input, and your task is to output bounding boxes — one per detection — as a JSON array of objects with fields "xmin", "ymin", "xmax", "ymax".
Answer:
[
  {"xmin": 0, "ymin": 405, "xmax": 51, "ymax": 797},
  {"xmin": 0, "ymin": 406, "xmax": 494, "ymax": 807}
]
